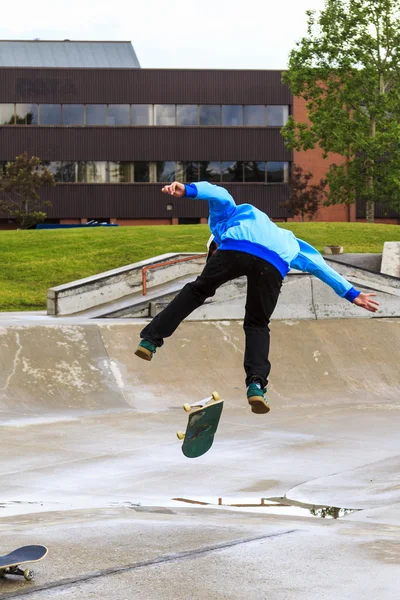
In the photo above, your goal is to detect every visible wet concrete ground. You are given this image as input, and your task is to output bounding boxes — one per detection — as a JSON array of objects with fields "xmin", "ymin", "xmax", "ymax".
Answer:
[{"xmin": 0, "ymin": 318, "xmax": 399, "ymax": 598}]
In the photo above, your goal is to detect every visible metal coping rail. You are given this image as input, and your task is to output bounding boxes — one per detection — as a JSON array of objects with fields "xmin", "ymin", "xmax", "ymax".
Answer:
[{"xmin": 142, "ymin": 254, "xmax": 206, "ymax": 295}]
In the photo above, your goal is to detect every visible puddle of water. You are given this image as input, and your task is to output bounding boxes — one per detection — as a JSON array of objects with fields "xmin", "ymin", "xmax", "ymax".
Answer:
[{"xmin": 172, "ymin": 497, "xmax": 359, "ymax": 519}]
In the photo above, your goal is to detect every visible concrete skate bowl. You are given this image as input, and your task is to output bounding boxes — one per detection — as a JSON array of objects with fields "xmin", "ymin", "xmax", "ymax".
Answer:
[{"xmin": 0, "ymin": 318, "xmax": 399, "ymax": 513}]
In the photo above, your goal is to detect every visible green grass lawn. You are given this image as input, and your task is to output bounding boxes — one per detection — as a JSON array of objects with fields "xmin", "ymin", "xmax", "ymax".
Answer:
[{"xmin": 1, "ymin": 222, "xmax": 399, "ymax": 311}]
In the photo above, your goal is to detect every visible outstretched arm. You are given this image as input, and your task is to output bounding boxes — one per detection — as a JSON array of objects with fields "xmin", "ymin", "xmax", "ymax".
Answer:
[
  {"xmin": 291, "ymin": 238, "xmax": 379, "ymax": 313},
  {"xmin": 162, "ymin": 181, "xmax": 236, "ymax": 226}
]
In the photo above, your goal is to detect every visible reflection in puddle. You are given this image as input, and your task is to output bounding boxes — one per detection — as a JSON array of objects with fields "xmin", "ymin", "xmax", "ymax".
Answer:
[
  {"xmin": 172, "ymin": 497, "xmax": 359, "ymax": 519},
  {"xmin": 309, "ymin": 506, "xmax": 355, "ymax": 519}
]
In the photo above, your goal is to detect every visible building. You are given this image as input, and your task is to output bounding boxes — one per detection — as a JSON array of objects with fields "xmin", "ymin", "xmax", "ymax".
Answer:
[{"xmin": 0, "ymin": 40, "xmax": 398, "ymax": 228}]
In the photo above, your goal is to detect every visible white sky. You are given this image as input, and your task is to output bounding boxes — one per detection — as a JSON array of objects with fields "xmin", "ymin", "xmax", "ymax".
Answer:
[{"xmin": 0, "ymin": 0, "xmax": 327, "ymax": 69}]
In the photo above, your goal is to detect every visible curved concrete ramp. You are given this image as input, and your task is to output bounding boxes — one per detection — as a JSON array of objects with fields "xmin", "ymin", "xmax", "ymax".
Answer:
[
  {"xmin": 1, "ymin": 317, "xmax": 399, "ymax": 599},
  {"xmin": 0, "ymin": 324, "xmax": 129, "ymax": 419},
  {"xmin": 0, "ymin": 318, "xmax": 399, "ymax": 512}
]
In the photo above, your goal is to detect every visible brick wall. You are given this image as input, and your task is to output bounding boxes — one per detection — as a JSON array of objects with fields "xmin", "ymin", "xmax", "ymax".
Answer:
[{"xmin": 292, "ymin": 96, "xmax": 352, "ymax": 222}]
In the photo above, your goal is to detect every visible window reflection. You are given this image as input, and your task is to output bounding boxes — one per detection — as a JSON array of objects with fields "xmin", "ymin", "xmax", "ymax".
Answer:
[
  {"xmin": 43, "ymin": 161, "xmax": 63, "ymax": 182},
  {"xmin": 108, "ymin": 162, "xmax": 133, "ymax": 183},
  {"xmin": 222, "ymin": 105, "xmax": 243, "ymax": 126},
  {"xmin": 0, "ymin": 104, "xmax": 15, "ymax": 124},
  {"xmin": 244, "ymin": 161, "xmax": 266, "ymax": 182},
  {"xmin": 244, "ymin": 105, "xmax": 265, "ymax": 126},
  {"xmin": 200, "ymin": 161, "xmax": 221, "ymax": 182},
  {"xmin": 108, "ymin": 105, "xmax": 130, "ymax": 125},
  {"xmin": 15, "ymin": 104, "xmax": 38, "ymax": 125},
  {"xmin": 177, "ymin": 105, "xmax": 198, "ymax": 126},
  {"xmin": 0, "ymin": 103, "xmax": 291, "ymax": 127},
  {"xmin": 267, "ymin": 161, "xmax": 289, "ymax": 183},
  {"xmin": 155, "ymin": 105, "xmax": 176, "ymax": 126},
  {"xmin": 62, "ymin": 105, "xmax": 84, "ymax": 125},
  {"xmin": 157, "ymin": 161, "xmax": 177, "ymax": 181},
  {"xmin": 132, "ymin": 105, "xmax": 153, "ymax": 125},
  {"xmin": 85, "ymin": 161, "xmax": 107, "ymax": 183},
  {"xmin": 266, "ymin": 105, "xmax": 289, "ymax": 126},
  {"xmin": 17, "ymin": 160, "xmax": 290, "ymax": 184},
  {"xmin": 182, "ymin": 162, "xmax": 200, "ymax": 182},
  {"xmin": 77, "ymin": 162, "xmax": 86, "ymax": 183},
  {"xmin": 221, "ymin": 161, "xmax": 244, "ymax": 182},
  {"xmin": 86, "ymin": 105, "xmax": 107, "ymax": 125},
  {"xmin": 40, "ymin": 104, "xmax": 61, "ymax": 125},
  {"xmin": 199, "ymin": 105, "xmax": 220, "ymax": 126},
  {"xmin": 62, "ymin": 162, "xmax": 77, "ymax": 182}
]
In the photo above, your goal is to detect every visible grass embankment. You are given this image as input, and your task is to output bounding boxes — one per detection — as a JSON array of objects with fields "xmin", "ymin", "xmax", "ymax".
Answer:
[{"xmin": 1, "ymin": 222, "xmax": 399, "ymax": 311}]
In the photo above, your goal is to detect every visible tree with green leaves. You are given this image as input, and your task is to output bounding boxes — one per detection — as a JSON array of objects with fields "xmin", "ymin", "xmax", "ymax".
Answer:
[
  {"xmin": 282, "ymin": 0, "xmax": 400, "ymax": 223},
  {"xmin": 282, "ymin": 164, "xmax": 327, "ymax": 221},
  {"xmin": 0, "ymin": 153, "xmax": 55, "ymax": 229}
]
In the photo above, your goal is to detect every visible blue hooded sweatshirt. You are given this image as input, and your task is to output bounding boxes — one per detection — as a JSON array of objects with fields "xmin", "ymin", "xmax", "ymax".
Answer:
[{"xmin": 184, "ymin": 181, "xmax": 360, "ymax": 303}]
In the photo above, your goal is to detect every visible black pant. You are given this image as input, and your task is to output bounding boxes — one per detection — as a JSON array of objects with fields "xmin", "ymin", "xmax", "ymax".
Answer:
[{"xmin": 140, "ymin": 250, "xmax": 283, "ymax": 388}]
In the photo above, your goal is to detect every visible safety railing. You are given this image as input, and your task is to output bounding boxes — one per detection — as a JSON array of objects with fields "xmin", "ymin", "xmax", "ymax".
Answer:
[{"xmin": 142, "ymin": 254, "xmax": 206, "ymax": 295}]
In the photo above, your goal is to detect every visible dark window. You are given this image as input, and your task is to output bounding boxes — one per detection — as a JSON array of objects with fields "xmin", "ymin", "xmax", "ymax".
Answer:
[
  {"xmin": 155, "ymin": 105, "xmax": 175, "ymax": 126},
  {"xmin": 244, "ymin": 161, "xmax": 266, "ymax": 182},
  {"xmin": 157, "ymin": 161, "xmax": 177, "ymax": 182},
  {"xmin": 134, "ymin": 162, "xmax": 150, "ymax": 182},
  {"xmin": 108, "ymin": 105, "xmax": 130, "ymax": 125},
  {"xmin": 222, "ymin": 105, "xmax": 243, "ymax": 126},
  {"xmin": 86, "ymin": 105, "xmax": 107, "ymax": 125},
  {"xmin": 200, "ymin": 161, "xmax": 221, "ymax": 182},
  {"xmin": 267, "ymin": 161, "xmax": 289, "ymax": 183},
  {"xmin": 244, "ymin": 105, "xmax": 265, "ymax": 126},
  {"xmin": 266, "ymin": 105, "xmax": 289, "ymax": 126},
  {"xmin": 40, "ymin": 104, "xmax": 61, "ymax": 125},
  {"xmin": 199, "ymin": 105, "xmax": 221, "ymax": 126},
  {"xmin": 63, "ymin": 105, "xmax": 84, "ymax": 125},
  {"xmin": 179, "ymin": 217, "xmax": 200, "ymax": 224},
  {"xmin": 177, "ymin": 105, "xmax": 198, "ymax": 126},
  {"xmin": 0, "ymin": 104, "xmax": 15, "ymax": 124},
  {"xmin": 221, "ymin": 161, "xmax": 244, "ymax": 182},
  {"xmin": 15, "ymin": 104, "xmax": 38, "ymax": 125},
  {"xmin": 132, "ymin": 105, "xmax": 152, "ymax": 125}
]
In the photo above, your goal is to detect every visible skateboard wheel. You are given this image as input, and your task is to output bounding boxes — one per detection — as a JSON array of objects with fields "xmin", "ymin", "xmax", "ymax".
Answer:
[
  {"xmin": 212, "ymin": 391, "xmax": 220, "ymax": 401},
  {"xmin": 176, "ymin": 431, "xmax": 185, "ymax": 440},
  {"xmin": 183, "ymin": 403, "xmax": 191, "ymax": 412},
  {"xmin": 24, "ymin": 568, "xmax": 34, "ymax": 581}
]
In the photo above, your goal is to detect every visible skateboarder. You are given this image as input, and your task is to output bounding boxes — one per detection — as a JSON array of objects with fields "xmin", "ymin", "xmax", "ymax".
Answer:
[{"xmin": 135, "ymin": 181, "xmax": 379, "ymax": 414}]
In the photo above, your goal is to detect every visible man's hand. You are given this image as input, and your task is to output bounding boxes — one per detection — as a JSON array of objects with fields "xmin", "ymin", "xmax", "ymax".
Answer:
[
  {"xmin": 162, "ymin": 182, "xmax": 185, "ymax": 197},
  {"xmin": 353, "ymin": 292, "xmax": 379, "ymax": 313}
]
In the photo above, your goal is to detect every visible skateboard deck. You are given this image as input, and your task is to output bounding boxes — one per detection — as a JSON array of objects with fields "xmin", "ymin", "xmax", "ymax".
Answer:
[
  {"xmin": 177, "ymin": 392, "xmax": 224, "ymax": 458},
  {"xmin": 0, "ymin": 545, "xmax": 48, "ymax": 581}
]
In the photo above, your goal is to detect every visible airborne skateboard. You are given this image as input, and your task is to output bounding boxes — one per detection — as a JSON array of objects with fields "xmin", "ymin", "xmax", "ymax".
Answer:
[
  {"xmin": 0, "ymin": 545, "xmax": 48, "ymax": 581},
  {"xmin": 176, "ymin": 392, "xmax": 224, "ymax": 458}
]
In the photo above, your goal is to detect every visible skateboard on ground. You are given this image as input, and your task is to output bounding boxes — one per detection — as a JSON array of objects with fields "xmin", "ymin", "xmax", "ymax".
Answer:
[
  {"xmin": 177, "ymin": 392, "xmax": 224, "ymax": 458},
  {"xmin": 0, "ymin": 545, "xmax": 48, "ymax": 581}
]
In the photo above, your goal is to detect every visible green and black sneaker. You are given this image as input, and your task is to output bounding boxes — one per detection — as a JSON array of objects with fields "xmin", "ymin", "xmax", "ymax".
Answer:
[
  {"xmin": 247, "ymin": 383, "xmax": 270, "ymax": 414},
  {"xmin": 134, "ymin": 339, "xmax": 157, "ymax": 361}
]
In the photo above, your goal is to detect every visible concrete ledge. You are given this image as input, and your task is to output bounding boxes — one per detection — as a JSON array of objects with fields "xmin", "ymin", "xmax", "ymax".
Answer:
[
  {"xmin": 381, "ymin": 242, "xmax": 400, "ymax": 278},
  {"xmin": 47, "ymin": 253, "xmax": 205, "ymax": 316},
  {"xmin": 147, "ymin": 270, "xmax": 400, "ymax": 321}
]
